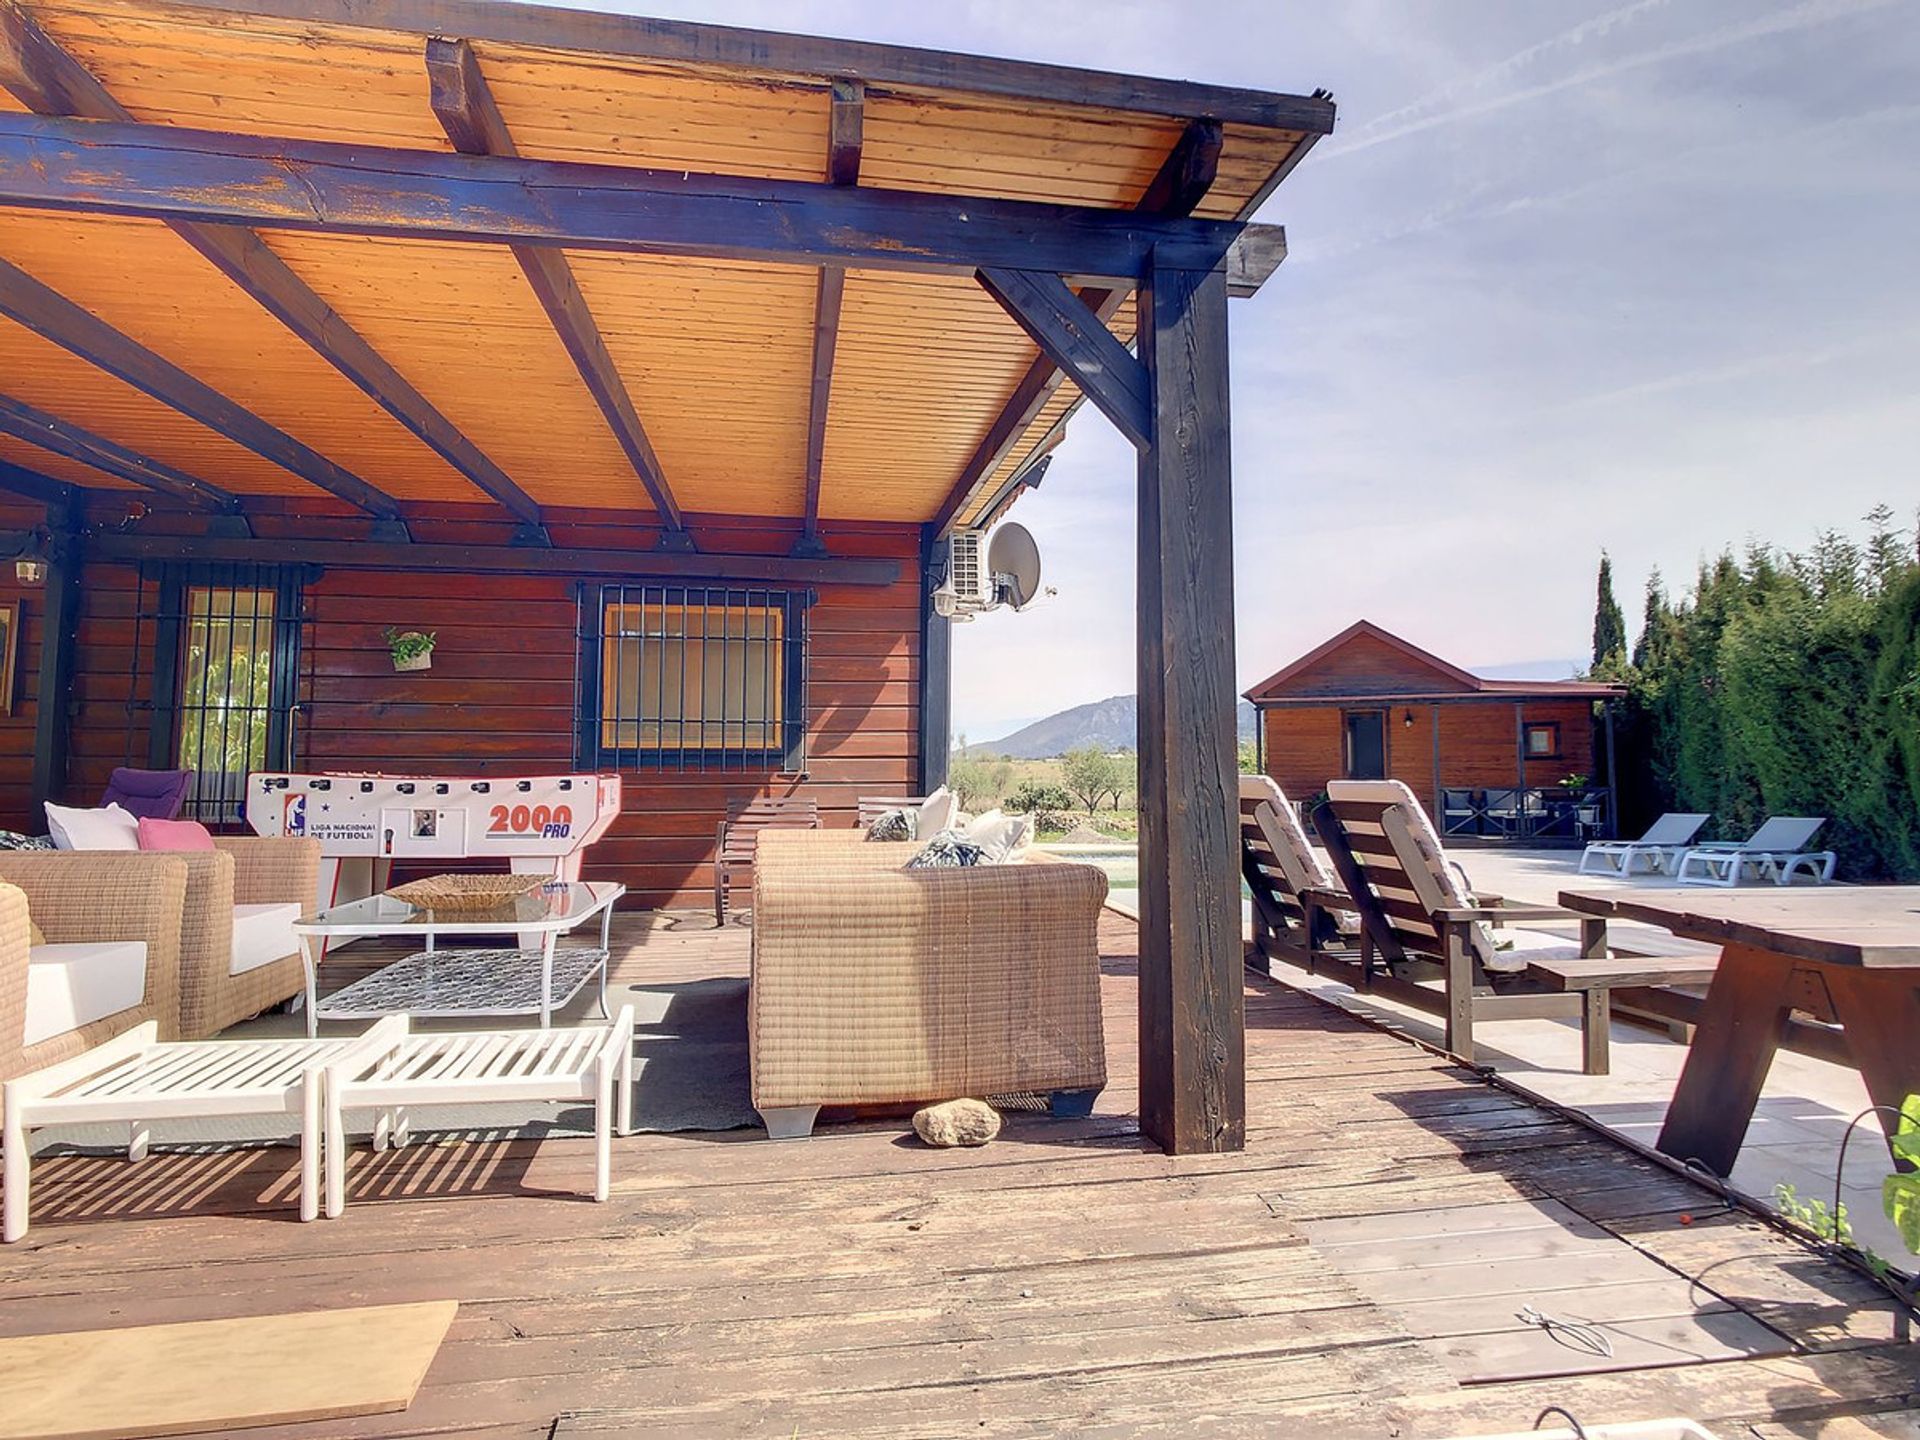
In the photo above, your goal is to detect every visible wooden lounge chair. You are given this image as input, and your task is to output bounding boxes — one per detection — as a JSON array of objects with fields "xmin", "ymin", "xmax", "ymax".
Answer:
[
  {"xmin": 714, "ymin": 797, "xmax": 820, "ymax": 924},
  {"xmin": 1675, "ymin": 817, "xmax": 1835, "ymax": 887},
  {"xmin": 856, "ymin": 796, "xmax": 929, "ymax": 829},
  {"xmin": 1239, "ymin": 775, "xmax": 1353, "ymax": 973},
  {"xmin": 1578, "ymin": 812, "xmax": 1710, "ymax": 877},
  {"xmin": 1313, "ymin": 780, "xmax": 1603, "ymax": 1070}
]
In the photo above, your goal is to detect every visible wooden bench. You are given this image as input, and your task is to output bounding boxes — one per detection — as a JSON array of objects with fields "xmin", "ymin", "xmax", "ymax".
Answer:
[
  {"xmin": 1525, "ymin": 952, "xmax": 1720, "ymax": 1075},
  {"xmin": 714, "ymin": 797, "xmax": 820, "ymax": 925}
]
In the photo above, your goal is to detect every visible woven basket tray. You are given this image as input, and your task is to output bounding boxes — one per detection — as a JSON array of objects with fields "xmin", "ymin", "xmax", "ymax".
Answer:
[{"xmin": 385, "ymin": 873, "xmax": 546, "ymax": 911}]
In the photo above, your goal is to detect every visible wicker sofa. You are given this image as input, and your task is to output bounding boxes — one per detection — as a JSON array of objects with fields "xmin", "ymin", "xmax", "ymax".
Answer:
[
  {"xmin": 0, "ymin": 837, "xmax": 316, "ymax": 1043},
  {"xmin": 0, "ymin": 854, "xmax": 188, "ymax": 1080},
  {"xmin": 170, "ymin": 837, "xmax": 320, "ymax": 1041},
  {"xmin": 748, "ymin": 829, "xmax": 1109, "ymax": 1138}
]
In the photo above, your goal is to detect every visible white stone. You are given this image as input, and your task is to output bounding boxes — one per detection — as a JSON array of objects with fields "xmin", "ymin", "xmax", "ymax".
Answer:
[{"xmin": 913, "ymin": 1098, "xmax": 1001, "ymax": 1148}]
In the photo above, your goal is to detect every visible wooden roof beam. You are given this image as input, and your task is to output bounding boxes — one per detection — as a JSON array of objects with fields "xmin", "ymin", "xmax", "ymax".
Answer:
[
  {"xmin": 162, "ymin": 0, "xmax": 1338, "ymax": 134},
  {"xmin": 976, "ymin": 268, "xmax": 1150, "ymax": 450},
  {"xmin": 88, "ymin": 528, "xmax": 900, "ymax": 587},
  {"xmin": 0, "ymin": 258, "xmax": 403, "ymax": 521},
  {"xmin": 0, "ymin": 393, "xmax": 241, "ymax": 513},
  {"xmin": 0, "ymin": 0, "xmax": 541, "ymax": 530},
  {"xmin": 0, "ymin": 455, "xmax": 76, "ymax": 509},
  {"xmin": 932, "ymin": 120, "xmax": 1223, "ymax": 535},
  {"xmin": 794, "ymin": 79, "xmax": 862, "ymax": 560},
  {"xmin": 0, "ymin": 112, "xmax": 1249, "ymax": 281},
  {"xmin": 427, "ymin": 37, "xmax": 688, "ymax": 546}
]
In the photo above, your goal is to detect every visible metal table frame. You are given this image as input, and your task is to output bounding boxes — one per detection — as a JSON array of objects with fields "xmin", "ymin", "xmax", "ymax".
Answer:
[{"xmin": 294, "ymin": 883, "xmax": 625, "ymax": 1035}]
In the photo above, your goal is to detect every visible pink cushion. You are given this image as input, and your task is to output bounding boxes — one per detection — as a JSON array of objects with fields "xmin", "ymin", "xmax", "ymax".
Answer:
[{"xmin": 137, "ymin": 816, "xmax": 216, "ymax": 852}]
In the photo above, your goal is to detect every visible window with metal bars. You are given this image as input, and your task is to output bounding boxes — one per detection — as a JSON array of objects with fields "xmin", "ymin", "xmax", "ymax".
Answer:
[
  {"xmin": 131, "ymin": 563, "xmax": 306, "ymax": 824},
  {"xmin": 576, "ymin": 584, "xmax": 808, "ymax": 773}
]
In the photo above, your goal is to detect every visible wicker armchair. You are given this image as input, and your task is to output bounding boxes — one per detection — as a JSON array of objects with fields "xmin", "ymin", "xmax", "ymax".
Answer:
[
  {"xmin": 0, "ymin": 854, "xmax": 188, "ymax": 1080},
  {"xmin": 172, "ymin": 837, "xmax": 320, "ymax": 1041},
  {"xmin": 749, "ymin": 830, "xmax": 1108, "ymax": 1138}
]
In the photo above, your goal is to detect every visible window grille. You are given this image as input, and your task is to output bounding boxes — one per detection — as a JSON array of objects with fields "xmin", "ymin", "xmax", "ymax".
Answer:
[
  {"xmin": 127, "ymin": 563, "xmax": 306, "ymax": 825},
  {"xmin": 576, "ymin": 584, "xmax": 808, "ymax": 773}
]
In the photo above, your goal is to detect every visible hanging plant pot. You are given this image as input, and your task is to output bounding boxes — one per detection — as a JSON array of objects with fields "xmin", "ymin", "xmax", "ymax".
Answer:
[{"xmin": 386, "ymin": 627, "xmax": 436, "ymax": 673}]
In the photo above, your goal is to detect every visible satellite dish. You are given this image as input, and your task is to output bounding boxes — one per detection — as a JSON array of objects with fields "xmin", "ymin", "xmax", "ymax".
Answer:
[{"xmin": 987, "ymin": 522, "xmax": 1043, "ymax": 610}]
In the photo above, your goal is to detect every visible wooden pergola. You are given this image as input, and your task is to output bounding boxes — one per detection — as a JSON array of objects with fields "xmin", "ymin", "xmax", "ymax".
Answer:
[{"xmin": 0, "ymin": 0, "xmax": 1333, "ymax": 1153}]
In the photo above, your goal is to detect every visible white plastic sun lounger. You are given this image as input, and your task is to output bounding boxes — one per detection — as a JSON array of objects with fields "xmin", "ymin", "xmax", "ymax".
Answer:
[
  {"xmin": 323, "ymin": 1007, "xmax": 635, "ymax": 1218},
  {"xmin": 1676, "ymin": 817, "xmax": 1835, "ymax": 887},
  {"xmin": 1578, "ymin": 813, "xmax": 1710, "ymax": 876},
  {"xmin": 2, "ymin": 1021, "xmax": 392, "ymax": 1241}
]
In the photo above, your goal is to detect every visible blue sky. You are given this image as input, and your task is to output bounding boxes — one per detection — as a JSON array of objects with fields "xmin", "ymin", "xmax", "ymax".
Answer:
[{"xmin": 572, "ymin": 1, "xmax": 1920, "ymax": 743}]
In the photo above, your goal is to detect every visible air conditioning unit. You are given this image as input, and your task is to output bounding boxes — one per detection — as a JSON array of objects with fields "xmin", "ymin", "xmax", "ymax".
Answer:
[
  {"xmin": 943, "ymin": 531, "xmax": 991, "ymax": 619},
  {"xmin": 930, "ymin": 525, "xmax": 1049, "ymax": 622}
]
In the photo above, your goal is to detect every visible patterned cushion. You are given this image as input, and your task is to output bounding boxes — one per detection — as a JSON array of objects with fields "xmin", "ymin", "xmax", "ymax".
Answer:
[
  {"xmin": 866, "ymin": 808, "xmax": 913, "ymax": 843},
  {"xmin": 0, "ymin": 830, "xmax": 53, "ymax": 851},
  {"xmin": 903, "ymin": 830, "xmax": 988, "ymax": 869}
]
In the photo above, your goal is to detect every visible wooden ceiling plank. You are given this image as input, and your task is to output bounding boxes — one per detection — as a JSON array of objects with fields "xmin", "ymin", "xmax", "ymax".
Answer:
[
  {"xmin": 0, "ymin": 111, "xmax": 1244, "ymax": 281},
  {"xmin": 0, "ymin": 392, "xmax": 239, "ymax": 512},
  {"xmin": 0, "ymin": 0, "xmax": 541, "ymax": 527},
  {"xmin": 427, "ymin": 36, "xmax": 686, "ymax": 541},
  {"xmin": 931, "ymin": 119, "xmax": 1222, "ymax": 533},
  {"xmin": 0, "ymin": 256, "xmax": 402, "ymax": 519},
  {"xmin": 795, "ymin": 78, "xmax": 861, "ymax": 558},
  {"xmin": 0, "ymin": 454, "xmax": 75, "ymax": 509}
]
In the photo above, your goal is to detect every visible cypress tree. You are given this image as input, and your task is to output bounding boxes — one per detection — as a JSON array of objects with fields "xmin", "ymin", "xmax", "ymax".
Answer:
[{"xmin": 1591, "ymin": 552, "xmax": 1628, "ymax": 676}]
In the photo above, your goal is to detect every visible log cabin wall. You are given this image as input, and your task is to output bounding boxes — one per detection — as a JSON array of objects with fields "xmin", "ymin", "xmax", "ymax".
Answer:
[
  {"xmin": 0, "ymin": 497, "xmax": 920, "ymax": 909},
  {"xmin": 1260, "ymin": 697, "xmax": 1598, "ymax": 808}
]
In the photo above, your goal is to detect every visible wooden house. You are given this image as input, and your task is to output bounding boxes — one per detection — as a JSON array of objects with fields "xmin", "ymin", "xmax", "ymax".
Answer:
[
  {"xmin": 0, "ymin": 0, "xmax": 1337, "ymax": 1152},
  {"xmin": 1244, "ymin": 620, "xmax": 1623, "ymax": 841}
]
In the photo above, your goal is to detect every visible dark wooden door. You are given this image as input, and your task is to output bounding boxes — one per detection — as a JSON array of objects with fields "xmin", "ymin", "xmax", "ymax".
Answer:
[{"xmin": 1344, "ymin": 710, "xmax": 1386, "ymax": 780}]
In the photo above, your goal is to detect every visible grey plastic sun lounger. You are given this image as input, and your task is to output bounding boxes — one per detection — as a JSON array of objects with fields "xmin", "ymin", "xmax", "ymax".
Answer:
[
  {"xmin": 1578, "ymin": 813, "xmax": 1710, "ymax": 877},
  {"xmin": 1676, "ymin": 817, "xmax": 1835, "ymax": 887}
]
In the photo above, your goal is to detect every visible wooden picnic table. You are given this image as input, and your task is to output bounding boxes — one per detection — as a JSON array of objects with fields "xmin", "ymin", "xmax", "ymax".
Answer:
[{"xmin": 1559, "ymin": 885, "xmax": 1920, "ymax": 1178}]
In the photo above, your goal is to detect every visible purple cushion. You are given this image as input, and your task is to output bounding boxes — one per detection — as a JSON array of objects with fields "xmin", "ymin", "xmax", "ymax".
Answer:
[{"xmin": 101, "ymin": 768, "xmax": 193, "ymax": 821}]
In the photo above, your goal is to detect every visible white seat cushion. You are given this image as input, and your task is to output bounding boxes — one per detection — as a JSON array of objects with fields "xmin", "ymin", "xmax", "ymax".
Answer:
[
  {"xmin": 230, "ymin": 903, "xmax": 302, "ymax": 976},
  {"xmin": 24, "ymin": 942, "xmax": 148, "ymax": 1046},
  {"xmin": 43, "ymin": 802, "xmax": 140, "ymax": 852},
  {"xmin": 914, "ymin": 786, "xmax": 959, "ymax": 838}
]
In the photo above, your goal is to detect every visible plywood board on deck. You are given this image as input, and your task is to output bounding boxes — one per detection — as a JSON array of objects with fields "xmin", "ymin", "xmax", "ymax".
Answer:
[{"xmin": 0, "ymin": 1300, "xmax": 457, "ymax": 1440}]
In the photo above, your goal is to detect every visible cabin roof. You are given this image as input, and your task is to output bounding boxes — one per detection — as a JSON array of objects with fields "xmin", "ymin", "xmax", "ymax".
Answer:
[
  {"xmin": 0, "ymin": 0, "xmax": 1332, "ymax": 534},
  {"xmin": 1244, "ymin": 619, "xmax": 1625, "ymax": 704}
]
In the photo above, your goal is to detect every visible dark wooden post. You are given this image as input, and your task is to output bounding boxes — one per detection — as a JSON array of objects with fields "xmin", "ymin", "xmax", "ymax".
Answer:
[
  {"xmin": 29, "ymin": 501, "xmax": 79, "ymax": 826},
  {"xmin": 1513, "ymin": 700, "xmax": 1526, "ymax": 838},
  {"xmin": 1602, "ymin": 699, "xmax": 1619, "ymax": 839},
  {"xmin": 1430, "ymin": 702, "xmax": 1442, "ymax": 822},
  {"xmin": 917, "ymin": 524, "xmax": 951, "ymax": 795},
  {"xmin": 1134, "ymin": 246, "xmax": 1243, "ymax": 1155}
]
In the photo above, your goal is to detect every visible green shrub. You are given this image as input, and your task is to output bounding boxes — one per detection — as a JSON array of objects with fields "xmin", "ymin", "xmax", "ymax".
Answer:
[
  {"xmin": 1613, "ymin": 509, "xmax": 1920, "ymax": 880},
  {"xmin": 1006, "ymin": 780, "xmax": 1072, "ymax": 815}
]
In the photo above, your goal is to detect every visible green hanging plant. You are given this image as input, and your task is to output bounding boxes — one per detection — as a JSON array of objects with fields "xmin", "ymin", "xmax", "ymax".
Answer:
[{"xmin": 385, "ymin": 627, "xmax": 437, "ymax": 672}]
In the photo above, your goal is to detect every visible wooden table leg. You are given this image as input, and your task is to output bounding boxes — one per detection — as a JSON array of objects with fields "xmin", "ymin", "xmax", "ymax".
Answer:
[
  {"xmin": 1823, "ymin": 967, "xmax": 1920, "ymax": 1168},
  {"xmin": 1657, "ymin": 942, "xmax": 1798, "ymax": 1177}
]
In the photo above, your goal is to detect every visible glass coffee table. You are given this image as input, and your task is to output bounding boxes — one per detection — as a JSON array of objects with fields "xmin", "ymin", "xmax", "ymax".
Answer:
[{"xmin": 293, "ymin": 881, "xmax": 625, "ymax": 1036}]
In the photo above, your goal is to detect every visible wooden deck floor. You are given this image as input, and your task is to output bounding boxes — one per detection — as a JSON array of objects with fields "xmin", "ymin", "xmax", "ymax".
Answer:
[{"xmin": 2, "ymin": 911, "xmax": 1914, "ymax": 1438}]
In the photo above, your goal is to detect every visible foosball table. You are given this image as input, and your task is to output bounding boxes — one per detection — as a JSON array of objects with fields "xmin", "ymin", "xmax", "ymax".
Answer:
[{"xmin": 245, "ymin": 771, "xmax": 623, "ymax": 916}]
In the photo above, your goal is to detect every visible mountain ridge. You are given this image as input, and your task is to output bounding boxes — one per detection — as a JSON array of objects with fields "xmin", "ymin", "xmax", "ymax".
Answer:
[{"xmin": 964, "ymin": 694, "xmax": 1257, "ymax": 759}]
